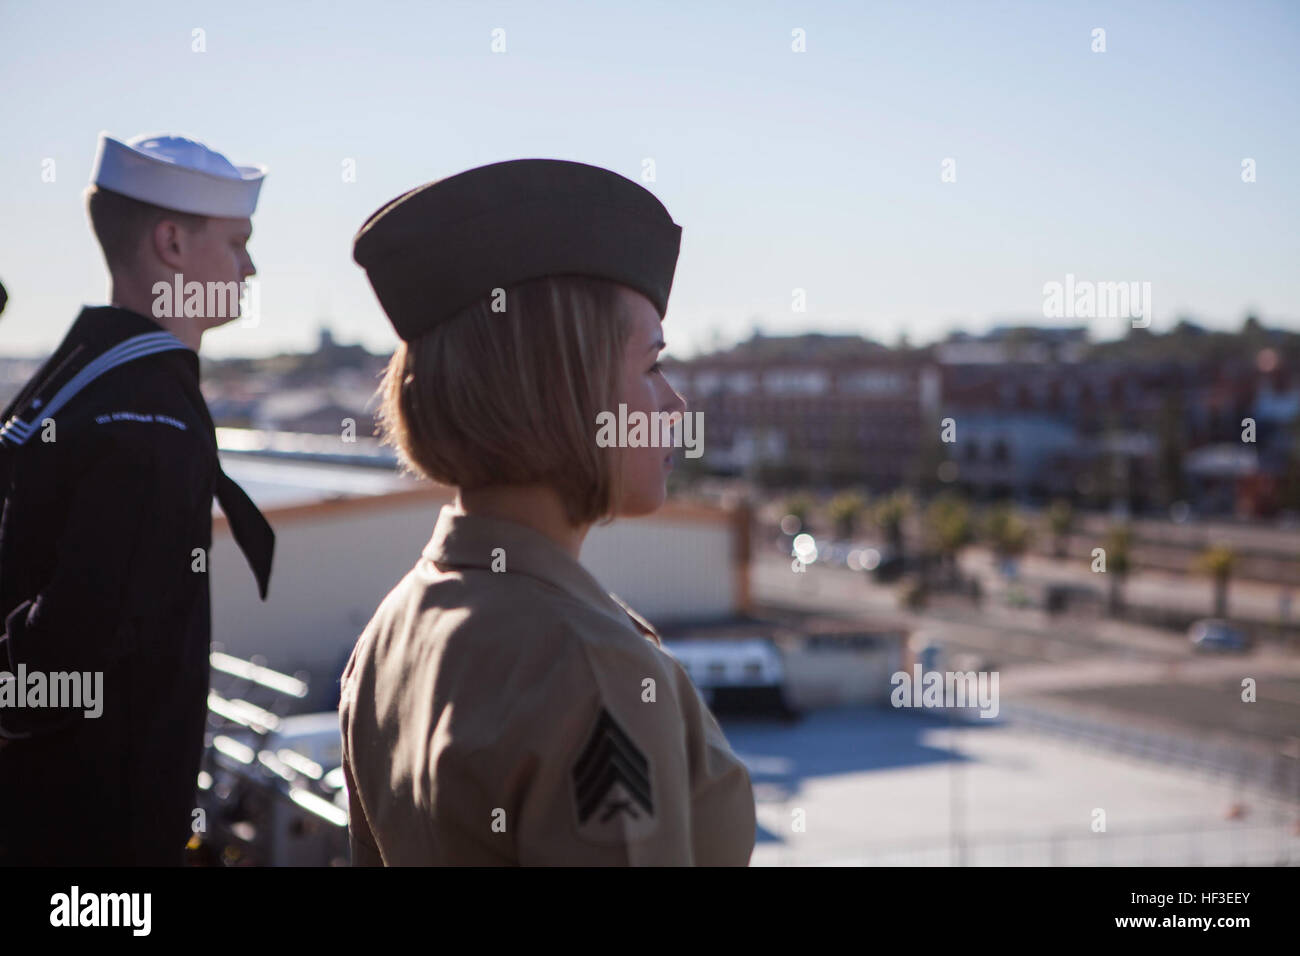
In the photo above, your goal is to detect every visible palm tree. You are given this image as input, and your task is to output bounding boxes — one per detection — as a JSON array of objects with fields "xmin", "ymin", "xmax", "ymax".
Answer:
[
  {"xmin": 828, "ymin": 491, "xmax": 868, "ymax": 540},
  {"xmin": 873, "ymin": 490, "xmax": 913, "ymax": 557},
  {"xmin": 1195, "ymin": 545, "xmax": 1236, "ymax": 618},
  {"xmin": 1046, "ymin": 499, "xmax": 1074, "ymax": 559},
  {"xmin": 926, "ymin": 493, "xmax": 973, "ymax": 585},
  {"xmin": 782, "ymin": 492, "xmax": 814, "ymax": 534},
  {"xmin": 985, "ymin": 503, "xmax": 1032, "ymax": 576},
  {"xmin": 1103, "ymin": 525, "xmax": 1133, "ymax": 615}
]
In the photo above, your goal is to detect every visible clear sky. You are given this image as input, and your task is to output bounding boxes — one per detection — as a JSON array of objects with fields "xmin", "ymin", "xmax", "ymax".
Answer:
[{"xmin": 1, "ymin": 0, "xmax": 1297, "ymax": 359}]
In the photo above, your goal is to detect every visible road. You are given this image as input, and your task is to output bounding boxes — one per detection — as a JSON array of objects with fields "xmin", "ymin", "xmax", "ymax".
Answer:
[
  {"xmin": 750, "ymin": 550, "xmax": 1300, "ymax": 759},
  {"xmin": 959, "ymin": 546, "xmax": 1298, "ymax": 625},
  {"xmin": 720, "ymin": 547, "xmax": 1300, "ymax": 865}
]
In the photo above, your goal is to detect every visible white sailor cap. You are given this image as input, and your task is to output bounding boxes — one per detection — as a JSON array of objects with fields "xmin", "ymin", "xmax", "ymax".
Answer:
[{"xmin": 90, "ymin": 131, "xmax": 266, "ymax": 218}]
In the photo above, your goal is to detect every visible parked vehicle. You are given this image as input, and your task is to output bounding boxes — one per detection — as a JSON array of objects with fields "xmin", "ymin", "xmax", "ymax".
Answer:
[
  {"xmin": 660, "ymin": 637, "xmax": 800, "ymax": 720},
  {"xmin": 868, "ymin": 547, "xmax": 906, "ymax": 582},
  {"xmin": 1044, "ymin": 582, "xmax": 1102, "ymax": 615},
  {"xmin": 1188, "ymin": 619, "xmax": 1252, "ymax": 653}
]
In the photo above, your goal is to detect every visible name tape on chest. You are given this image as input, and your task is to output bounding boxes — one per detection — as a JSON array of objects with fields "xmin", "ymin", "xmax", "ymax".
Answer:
[
  {"xmin": 94, "ymin": 411, "xmax": 189, "ymax": 431},
  {"xmin": 0, "ymin": 331, "xmax": 189, "ymax": 448}
]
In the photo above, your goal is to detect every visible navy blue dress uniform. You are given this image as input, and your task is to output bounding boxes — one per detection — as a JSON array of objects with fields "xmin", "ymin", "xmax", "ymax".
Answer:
[
  {"xmin": 0, "ymin": 133, "xmax": 274, "ymax": 865},
  {"xmin": 0, "ymin": 306, "xmax": 274, "ymax": 865},
  {"xmin": 341, "ymin": 160, "xmax": 757, "ymax": 865}
]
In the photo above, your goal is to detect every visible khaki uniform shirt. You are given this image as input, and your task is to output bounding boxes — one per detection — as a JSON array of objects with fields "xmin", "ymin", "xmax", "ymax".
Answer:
[{"xmin": 338, "ymin": 505, "xmax": 756, "ymax": 865}]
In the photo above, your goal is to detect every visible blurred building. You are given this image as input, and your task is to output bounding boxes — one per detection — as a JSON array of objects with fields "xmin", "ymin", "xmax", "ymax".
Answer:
[
  {"xmin": 934, "ymin": 329, "xmax": 1298, "ymax": 515},
  {"xmin": 666, "ymin": 323, "xmax": 1299, "ymax": 516},
  {"xmin": 663, "ymin": 332, "xmax": 942, "ymax": 489}
]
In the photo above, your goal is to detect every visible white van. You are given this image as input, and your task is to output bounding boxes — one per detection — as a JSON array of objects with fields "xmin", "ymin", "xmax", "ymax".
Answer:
[{"xmin": 659, "ymin": 637, "xmax": 799, "ymax": 719}]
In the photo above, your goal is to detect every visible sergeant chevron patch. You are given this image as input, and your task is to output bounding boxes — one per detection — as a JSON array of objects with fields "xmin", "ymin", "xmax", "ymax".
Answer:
[{"xmin": 571, "ymin": 708, "xmax": 656, "ymax": 843}]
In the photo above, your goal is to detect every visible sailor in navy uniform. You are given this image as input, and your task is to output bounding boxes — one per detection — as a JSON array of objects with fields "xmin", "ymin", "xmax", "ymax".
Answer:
[{"xmin": 0, "ymin": 133, "xmax": 274, "ymax": 865}]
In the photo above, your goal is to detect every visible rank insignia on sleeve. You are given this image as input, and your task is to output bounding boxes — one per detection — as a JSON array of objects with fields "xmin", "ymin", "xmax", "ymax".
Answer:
[{"xmin": 571, "ymin": 708, "xmax": 656, "ymax": 843}]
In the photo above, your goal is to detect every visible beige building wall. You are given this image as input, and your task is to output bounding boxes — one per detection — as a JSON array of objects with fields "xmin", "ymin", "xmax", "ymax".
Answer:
[
  {"xmin": 583, "ymin": 506, "xmax": 742, "ymax": 623},
  {"xmin": 777, "ymin": 638, "xmax": 905, "ymax": 710},
  {"xmin": 209, "ymin": 484, "xmax": 748, "ymax": 707}
]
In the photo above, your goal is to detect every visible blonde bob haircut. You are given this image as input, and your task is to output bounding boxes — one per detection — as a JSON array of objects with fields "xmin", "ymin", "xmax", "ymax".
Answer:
[{"xmin": 375, "ymin": 275, "xmax": 635, "ymax": 527}]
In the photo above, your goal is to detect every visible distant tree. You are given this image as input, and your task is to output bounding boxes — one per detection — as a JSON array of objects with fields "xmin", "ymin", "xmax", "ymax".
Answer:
[
  {"xmin": 984, "ymin": 503, "xmax": 1032, "ymax": 576},
  {"xmin": 925, "ymin": 493, "xmax": 974, "ymax": 583},
  {"xmin": 828, "ymin": 491, "xmax": 868, "ymax": 540},
  {"xmin": 1046, "ymin": 499, "xmax": 1074, "ymax": 559},
  {"xmin": 873, "ymin": 490, "xmax": 913, "ymax": 557},
  {"xmin": 783, "ymin": 492, "xmax": 815, "ymax": 533},
  {"xmin": 1103, "ymin": 525, "xmax": 1134, "ymax": 615},
  {"xmin": 1195, "ymin": 545, "xmax": 1236, "ymax": 618}
]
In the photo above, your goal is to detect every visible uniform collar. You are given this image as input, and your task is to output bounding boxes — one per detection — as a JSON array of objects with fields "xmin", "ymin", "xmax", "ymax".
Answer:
[
  {"xmin": 69, "ymin": 305, "xmax": 200, "ymax": 381},
  {"xmin": 1, "ymin": 305, "xmax": 199, "ymax": 436},
  {"xmin": 421, "ymin": 505, "xmax": 662, "ymax": 646}
]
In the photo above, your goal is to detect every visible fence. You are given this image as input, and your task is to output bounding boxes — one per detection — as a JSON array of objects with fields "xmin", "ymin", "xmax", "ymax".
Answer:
[
  {"xmin": 796, "ymin": 818, "xmax": 1300, "ymax": 867},
  {"xmin": 760, "ymin": 697, "xmax": 1300, "ymax": 866},
  {"xmin": 998, "ymin": 700, "xmax": 1300, "ymax": 803}
]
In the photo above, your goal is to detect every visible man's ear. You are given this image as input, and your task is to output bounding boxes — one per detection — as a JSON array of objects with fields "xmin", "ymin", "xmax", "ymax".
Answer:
[{"xmin": 152, "ymin": 219, "xmax": 188, "ymax": 272}]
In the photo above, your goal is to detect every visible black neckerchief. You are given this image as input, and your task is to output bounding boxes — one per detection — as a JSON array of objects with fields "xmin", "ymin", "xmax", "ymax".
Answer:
[{"xmin": 0, "ymin": 305, "xmax": 274, "ymax": 600}]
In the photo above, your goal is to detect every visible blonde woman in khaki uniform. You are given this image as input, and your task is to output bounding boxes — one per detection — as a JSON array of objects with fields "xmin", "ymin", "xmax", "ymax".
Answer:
[{"xmin": 339, "ymin": 160, "xmax": 756, "ymax": 865}]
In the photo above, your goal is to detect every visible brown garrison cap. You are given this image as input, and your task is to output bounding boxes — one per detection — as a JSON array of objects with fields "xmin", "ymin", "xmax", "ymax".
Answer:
[{"xmin": 352, "ymin": 159, "xmax": 683, "ymax": 342}]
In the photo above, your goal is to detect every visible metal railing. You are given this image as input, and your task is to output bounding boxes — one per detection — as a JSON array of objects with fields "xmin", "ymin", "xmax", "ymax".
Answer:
[
  {"xmin": 998, "ymin": 700, "xmax": 1300, "ymax": 803},
  {"xmin": 193, "ymin": 653, "xmax": 349, "ymax": 866},
  {"xmin": 775, "ymin": 817, "xmax": 1300, "ymax": 866}
]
